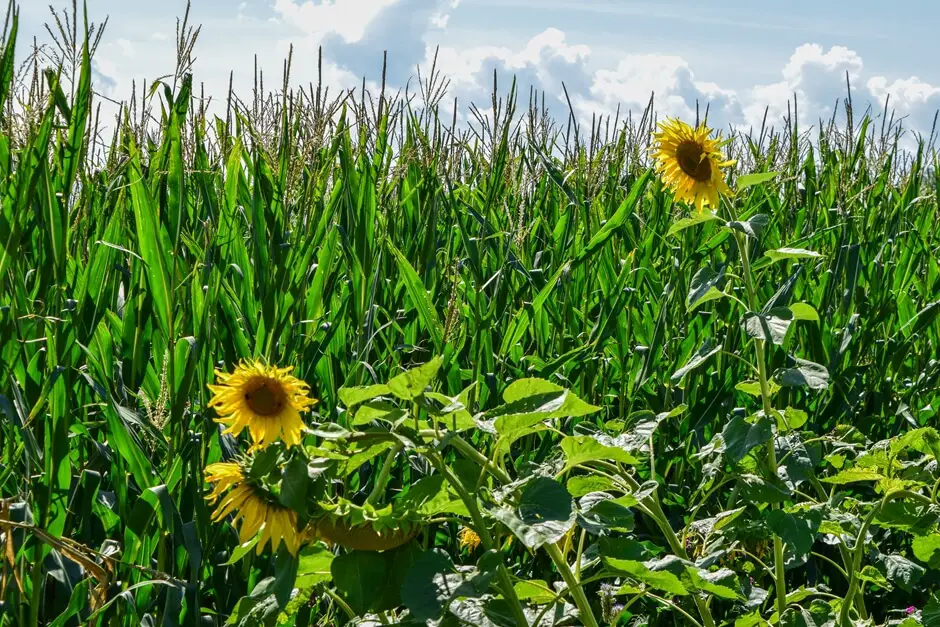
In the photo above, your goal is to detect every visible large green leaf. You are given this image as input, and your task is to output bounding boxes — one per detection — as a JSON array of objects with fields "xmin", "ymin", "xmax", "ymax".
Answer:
[
  {"xmin": 488, "ymin": 477, "xmax": 575, "ymax": 549},
  {"xmin": 722, "ymin": 415, "xmax": 772, "ymax": 464},
  {"xmin": 605, "ymin": 558, "xmax": 689, "ymax": 596},
  {"xmin": 560, "ymin": 435, "xmax": 638, "ymax": 470},
  {"xmin": 765, "ymin": 509, "xmax": 822, "ymax": 559},
  {"xmin": 388, "ymin": 356, "xmax": 443, "ymax": 400}
]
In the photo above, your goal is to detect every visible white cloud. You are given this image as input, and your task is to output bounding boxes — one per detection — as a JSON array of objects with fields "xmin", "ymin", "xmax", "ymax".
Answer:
[
  {"xmin": 743, "ymin": 44, "xmax": 864, "ymax": 129},
  {"xmin": 29, "ymin": 0, "xmax": 938, "ymax": 147},
  {"xmin": 272, "ymin": 0, "xmax": 401, "ymax": 43},
  {"xmin": 581, "ymin": 54, "xmax": 742, "ymax": 128},
  {"xmin": 273, "ymin": 0, "xmax": 460, "ymax": 84},
  {"xmin": 428, "ymin": 29, "xmax": 939, "ymax": 141},
  {"xmin": 114, "ymin": 38, "xmax": 135, "ymax": 58},
  {"xmin": 867, "ymin": 75, "xmax": 940, "ymax": 135},
  {"xmin": 430, "ymin": 28, "xmax": 591, "ymax": 121}
]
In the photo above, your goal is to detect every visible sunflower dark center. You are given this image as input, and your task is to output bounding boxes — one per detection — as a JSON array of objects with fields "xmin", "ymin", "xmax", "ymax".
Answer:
[
  {"xmin": 675, "ymin": 140, "xmax": 712, "ymax": 182},
  {"xmin": 244, "ymin": 379, "xmax": 286, "ymax": 416}
]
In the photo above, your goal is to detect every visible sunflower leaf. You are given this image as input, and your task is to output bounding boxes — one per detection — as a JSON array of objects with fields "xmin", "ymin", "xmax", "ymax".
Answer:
[{"xmin": 736, "ymin": 171, "xmax": 781, "ymax": 191}]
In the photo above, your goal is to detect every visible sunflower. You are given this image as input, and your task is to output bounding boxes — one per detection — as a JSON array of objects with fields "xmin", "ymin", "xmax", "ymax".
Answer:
[
  {"xmin": 652, "ymin": 118, "xmax": 735, "ymax": 214},
  {"xmin": 457, "ymin": 526, "xmax": 482, "ymax": 552},
  {"xmin": 205, "ymin": 462, "xmax": 301, "ymax": 555},
  {"xmin": 208, "ymin": 361, "xmax": 316, "ymax": 451}
]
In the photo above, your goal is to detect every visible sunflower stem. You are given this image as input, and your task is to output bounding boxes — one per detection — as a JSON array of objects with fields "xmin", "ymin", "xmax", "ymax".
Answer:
[
  {"xmin": 365, "ymin": 443, "xmax": 403, "ymax": 507},
  {"xmin": 732, "ymin": 226, "xmax": 787, "ymax": 619},
  {"xmin": 425, "ymin": 451, "xmax": 530, "ymax": 627},
  {"xmin": 545, "ymin": 542, "xmax": 600, "ymax": 627}
]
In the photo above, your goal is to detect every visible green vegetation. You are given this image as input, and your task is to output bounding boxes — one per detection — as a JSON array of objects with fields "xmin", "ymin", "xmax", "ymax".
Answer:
[{"xmin": 1, "ymin": 4, "xmax": 939, "ymax": 626}]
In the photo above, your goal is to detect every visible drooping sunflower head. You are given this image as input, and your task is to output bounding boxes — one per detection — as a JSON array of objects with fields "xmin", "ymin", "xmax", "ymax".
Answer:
[
  {"xmin": 208, "ymin": 360, "xmax": 316, "ymax": 451},
  {"xmin": 652, "ymin": 118, "xmax": 735, "ymax": 214},
  {"xmin": 205, "ymin": 461, "xmax": 301, "ymax": 555}
]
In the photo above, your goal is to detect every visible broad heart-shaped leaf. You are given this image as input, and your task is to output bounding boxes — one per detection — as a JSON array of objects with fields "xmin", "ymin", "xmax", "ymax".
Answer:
[
  {"xmin": 856, "ymin": 565, "xmax": 891, "ymax": 589},
  {"xmin": 787, "ymin": 303, "xmax": 819, "ymax": 322},
  {"xmin": 397, "ymin": 475, "xmax": 469, "ymax": 517},
  {"xmin": 488, "ymin": 477, "xmax": 575, "ymax": 549},
  {"xmin": 225, "ymin": 578, "xmax": 281, "ymax": 627},
  {"xmin": 603, "ymin": 558, "xmax": 688, "ymax": 596},
  {"xmin": 491, "ymin": 380, "xmax": 600, "ymax": 436},
  {"xmin": 567, "ymin": 475, "xmax": 616, "ymax": 497},
  {"xmin": 779, "ymin": 601, "xmax": 835, "ymax": 627},
  {"xmin": 513, "ymin": 580, "xmax": 555, "ymax": 604},
  {"xmin": 764, "ymin": 509, "xmax": 822, "ymax": 559},
  {"xmin": 776, "ymin": 407, "xmax": 809, "ymax": 432},
  {"xmin": 560, "ymin": 435, "xmax": 639, "ymax": 470},
  {"xmin": 728, "ymin": 213, "xmax": 770, "ymax": 239},
  {"xmin": 775, "ymin": 357, "xmax": 829, "ymax": 390},
  {"xmin": 685, "ymin": 567, "xmax": 743, "ymax": 600},
  {"xmin": 599, "ymin": 537, "xmax": 664, "ymax": 562},
  {"xmin": 671, "ymin": 340, "xmax": 721, "ymax": 383},
  {"xmin": 501, "ymin": 378, "xmax": 600, "ymax": 417},
  {"xmin": 295, "ymin": 544, "xmax": 334, "ymax": 588},
  {"xmin": 687, "ymin": 266, "xmax": 726, "ymax": 311},
  {"xmin": 401, "ymin": 549, "xmax": 492, "ymax": 622},
  {"xmin": 667, "ymin": 211, "xmax": 721, "ymax": 237},
  {"xmin": 401, "ymin": 549, "xmax": 457, "ymax": 621},
  {"xmin": 819, "ymin": 467, "xmax": 885, "ymax": 484},
  {"xmin": 279, "ymin": 455, "xmax": 310, "ymax": 517},
  {"xmin": 873, "ymin": 501, "xmax": 938, "ymax": 535},
  {"xmin": 736, "ymin": 379, "xmax": 781, "ymax": 398},
  {"xmin": 607, "ymin": 406, "xmax": 685, "ymax": 453},
  {"xmin": 738, "ymin": 474, "xmax": 791, "ymax": 504},
  {"xmin": 913, "ymin": 534, "xmax": 940, "ymax": 569},
  {"xmin": 577, "ymin": 492, "xmax": 636, "ymax": 534},
  {"xmin": 741, "ymin": 308, "xmax": 793, "ymax": 345},
  {"xmin": 272, "ymin": 550, "xmax": 299, "ymax": 608},
  {"xmin": 722, "ymin": 414, "xmax": 772, "ymax": 464},
  {"xmin": 735, "ymin": 610, "xmax": 771, "ymax": 627},
  {"xmin": 331, "ymin": 551, "xmax": 389, "ymax": 615},
  {"xmin": 387, "ymin": 356, "xmax": 443, "ymax": 400},
  {"xmin": 776, "ymin": 432, "xmax": 816, "ymax": 488},
  {"xmin": 891, "ymin": 426, "xmax": 940, "ymax": 460},
  {"xmin": 337, "ymin": 383, "xmax": 391, "ymax": 407},
  {"xmin": 308, "ymin": 422, "xmax": 352, "ymax": 439},
  {"xmin": 736, "ymin": 171, "xmax": 781, "ymax": 191},
  {"xmin": 765, "ymin": 248, "xmax": 823, "ymax": 263},
  {"xmin": 881, "ymin": 553, "xmax": 925, "ymax": 593},
  {"xmin": 351, "ymin": 400, "xmax": 407, "ymax": 426},
  {"xmin": 924, "ymin": 592, "xmax": 940, "ymax": 627}
]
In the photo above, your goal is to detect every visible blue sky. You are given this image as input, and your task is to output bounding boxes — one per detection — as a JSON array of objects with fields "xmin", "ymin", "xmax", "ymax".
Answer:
[{"xmin": 14, "ymin": 0, "xmax": 940, "ymax": 136}]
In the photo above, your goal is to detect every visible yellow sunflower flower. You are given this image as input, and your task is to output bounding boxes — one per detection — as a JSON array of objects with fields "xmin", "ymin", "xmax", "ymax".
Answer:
[
  {"xmin": 652, "ymin": 118, "xmax": 735, "ymax": 214},
  {"xmin": 457, "ymin": 526, "xmax": 482, "ymax": 552},
  {"xmin": 205, "ymin": 462, "xmax": 301, "ymax": 555},
  {"xmin": 208, "ymin": 361, "xmax": 316, "ymax": 451}
]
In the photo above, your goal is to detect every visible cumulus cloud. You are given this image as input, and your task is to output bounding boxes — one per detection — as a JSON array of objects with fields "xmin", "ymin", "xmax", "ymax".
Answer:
[
  {"xmin": 272, "ymin": 0, "xmax": 459, "ymax": 84},
  {"xmin": 61, "ymin": 0, "xmax": 940, "ymax": 145},
  {"xmin": 581, "ymin": 54, "xmax": 742, "ymax": 128},
  {"xmin": 743, "ymin": 44, "xmax": 864, "ymax": 129},
  {"xmin": 430, "ymin": 28, "xmax": 591, "ymax": 120},
  {"xmin": 867, "ymin": 75, "xmax": 940, "ymax": 136},
  {"xmin": 425, "ymin": 28, "xmax": 939, "ymax": 140}
]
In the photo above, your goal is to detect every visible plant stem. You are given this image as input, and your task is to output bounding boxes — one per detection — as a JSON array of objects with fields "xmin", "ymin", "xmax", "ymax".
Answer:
[
  {"xmin": 733, "ymin": 228, "xmax": 788, "ymax": 619},
  {"xmin": 425, "ymin": 451, "xmax": 530, "ymax": 627},
  {"xmin": 443, "ymin": 432, "xmax": 513, "ymax": 484},
  {"xmin": 545, "ymin": 542, "xmax": 600, "ymax": 627},
  {"xmin": 606, "ymin": 465, "xmax": 716, "ymax": 627},
  {"xmin": 28, "ymin": 555, "xmax": 43, "ymax": 627},
  {"xmin": 838, "ymin": 490, "xmax": 930, "ymax": 627},
  {"xmin": 365, "ymin": 443, "xmax": 402, "ymax": 507}
]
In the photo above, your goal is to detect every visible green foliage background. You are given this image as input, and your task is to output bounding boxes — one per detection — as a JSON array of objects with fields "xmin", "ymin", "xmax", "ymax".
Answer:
[{"xmin": 1, "ymin": 3, "xmax": 939, "ymax": 626}]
